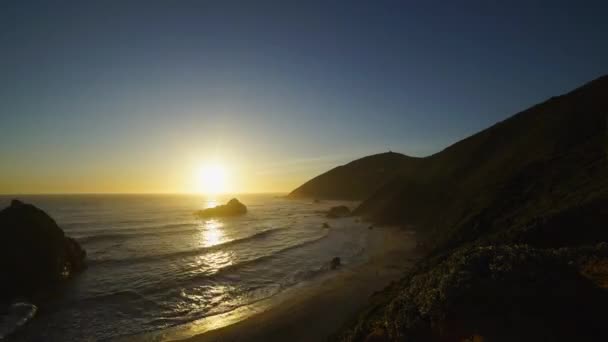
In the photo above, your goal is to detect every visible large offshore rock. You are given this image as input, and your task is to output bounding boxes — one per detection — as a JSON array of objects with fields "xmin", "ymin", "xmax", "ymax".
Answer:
[
  {"xmin": 0, "ymin": 200, "xmax": 87, "ymax": 302},
  {"xmin": 196, "ymin": 198, "xmax": 247, "ymax": 218}
]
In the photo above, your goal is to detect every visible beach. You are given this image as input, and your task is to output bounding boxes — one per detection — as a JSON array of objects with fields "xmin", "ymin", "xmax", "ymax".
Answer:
[
  {"xmin": 6, "ymin": 195, "xmax": 411, "ymax": 341},
  {"xmin": 160, "ymin": 226, "xmax": 418, "ymax": 342}
]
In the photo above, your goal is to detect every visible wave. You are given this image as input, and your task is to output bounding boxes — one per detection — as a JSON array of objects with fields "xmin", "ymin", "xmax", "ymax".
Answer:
[
  {"xmin": 209, "ymin": 232, "xmax": 328, "ymax": 277},
  {"xmin": 74, "ymin": 290, "xmax": 169, "ymax": 312},
  {"xmin": 77, "ymin": 227, "xmax": 201, "ymax": 244},
  {"xmin": 160, "ymin": 229, "xmax": 331, "ymax": 291},
  {"xmin": 122, "ymin": 229, "xmax": 330, "ymax": 298},
  {"xmin": 112, "ymin": 233, "xmax": 334, "ymax": 339},
  {"xmin": 0, "ymin": 302, "xmax": 37, "ymax": 340},
  {"xmin": 71, "ymin": 223, "xmax": 193, "ymax": 238},
  {"xmin": 62, "ymin": 217, "xmax": 161, "ymax": 228},
  {"xmin": 88, "ymin": 227, "xmax": 289, "ymax": 266}
]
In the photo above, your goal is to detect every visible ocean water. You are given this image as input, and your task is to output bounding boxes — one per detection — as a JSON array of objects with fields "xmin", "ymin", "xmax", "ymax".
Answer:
[{"xmin": 0, "ymin": 194, "xmax": 372, "ymax": 341}]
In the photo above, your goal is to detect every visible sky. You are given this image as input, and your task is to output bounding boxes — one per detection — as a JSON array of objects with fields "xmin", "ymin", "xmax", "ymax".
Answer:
[{"xmin": 1, "ymin": 0, "xmax": 607, "ymax": 194}]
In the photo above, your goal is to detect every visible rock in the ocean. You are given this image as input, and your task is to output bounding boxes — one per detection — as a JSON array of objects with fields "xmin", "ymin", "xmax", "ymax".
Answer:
[
  {"xmin": 0, "ymin": 200, "xmax": 87, "ymax": 302},
  {"xmin": 64, "ymin": 237, "xmax": 87, "ymax": 274},
  {"xmin": 196, "ymin": 198, "xmax": 247, "ymax": 218},
  {"xmin": 326, "ymin": 205, "xmax": 351, "ymax": 218},
  {"xmin": 330, "ymin": 257, "xmax": 341, "ymax": 269}
]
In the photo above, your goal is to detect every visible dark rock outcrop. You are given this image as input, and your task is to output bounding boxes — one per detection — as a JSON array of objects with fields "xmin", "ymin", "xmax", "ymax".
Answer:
[
  {"xmin": 326, "ymin": 206, "xmax": 351, "ymax": 218},
  {"xmin": 0, "ymin": 200, "xmax": 87, "ymax": 302},
  {"xmin": 195, "ymin": 198, "xmax": 247, "ymax": 218},
  {"xmin": 330, "ymin": 257, "xmax": 341, "ymax": 270}
]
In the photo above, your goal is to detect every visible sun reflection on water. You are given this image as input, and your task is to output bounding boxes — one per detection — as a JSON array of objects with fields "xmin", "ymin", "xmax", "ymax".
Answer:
[
  {"xmin": 194, "ymin": 219, "xmax": 235, "ymax": 273},
  {"xmin": 201, "ymin": 219, "xmax": 224, "ymax": 247},
  {"xmin": 194, "ymin": 249, "xmax": 234, "ymax": 273}
]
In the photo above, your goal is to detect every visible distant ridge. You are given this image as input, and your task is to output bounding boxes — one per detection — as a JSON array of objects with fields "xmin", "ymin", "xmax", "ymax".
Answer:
[
  {"xmin": 288, "ymin": 152, "xmax": 417, "ymax": 200},
  {"xmin": 328, "ymin": 75, "xmax": 608, "ymax": 341},
  {"xmin": 357, "ymin": 74, "xmax": 608, "ymax": 249},
  {"xmin": 293, "ymin": 74, "xmax": 608, "ymax": 250}
]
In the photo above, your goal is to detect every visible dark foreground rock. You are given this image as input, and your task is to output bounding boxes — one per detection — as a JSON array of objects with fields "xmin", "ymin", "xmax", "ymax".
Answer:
[
  {"xmin": 0, "ymin": 200, "xmax": 87, "ymax": 302},
  {"xmin": 196, "ymin": 198, "xmax": 247, "ymax": 218},
  {"xmin": 339, "ymin": 243, "xmax": 608, "ymax": 342},
  {"xmin": 326, "ymin": 206, "xmax": 351, "ymax": 218}
]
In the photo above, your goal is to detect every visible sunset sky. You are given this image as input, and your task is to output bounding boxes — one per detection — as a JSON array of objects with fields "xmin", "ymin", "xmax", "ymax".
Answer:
[{"xmin": 1, "ymin": 1, "xmax": 607, "ymax": 194}]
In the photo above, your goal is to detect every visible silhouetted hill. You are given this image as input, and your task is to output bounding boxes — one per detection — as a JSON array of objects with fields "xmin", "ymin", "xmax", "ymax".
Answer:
[
  {"xmin": 339, "ymin": 75, "xmax": 608, "ymax": 341},
  {"xmin": 288, "ymin": 152, "xmax": 418, "ymax": 200},
  {"xmin": 293, "ymin": 76, "xmax": 608, "ymax": 251},
  {"xmin": 356, "ymin": 74, "xmax": 608, "ymax": 250},
  {"xmin": 289, "ymin": 75, "xmax": 608, "ymax": 341}
]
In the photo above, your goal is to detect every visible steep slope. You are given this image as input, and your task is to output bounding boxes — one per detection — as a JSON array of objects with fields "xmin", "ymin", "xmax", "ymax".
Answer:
[
  {"xmin": 357, "ymin": 75, "xmax": 608, "ymax": 250},
  {"xmin": 335, "ymin": 75, "xmax": 608, "ymax": 341},
  {"xmin": 286, "ymin": 75, "xmax": 608, "ymax": 341},
  {"xmin": 288, "ymin": 152, "xmax": 419, "ymax": 200}
]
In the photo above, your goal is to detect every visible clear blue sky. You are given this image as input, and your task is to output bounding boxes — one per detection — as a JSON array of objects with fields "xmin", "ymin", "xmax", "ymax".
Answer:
[{"xmin": 1, "ymin": 0, "xmax": 607, "ymax": 193}]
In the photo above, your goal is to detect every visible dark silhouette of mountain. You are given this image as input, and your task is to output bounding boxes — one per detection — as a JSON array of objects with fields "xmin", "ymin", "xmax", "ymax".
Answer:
[
  {"xmin": 293, "ymin": 75, "xmax": 608, "ymax": 251},
  {"xmin": 356, "ymin": 75, "xmax": 608, "ymax": 250},
  {"xmin": 288, "ymin": 152, "xmax": 418, "ymax": 200},
  {"xmin": 290, "ymin": 75, "xmax": 608, "ymax": 341}
]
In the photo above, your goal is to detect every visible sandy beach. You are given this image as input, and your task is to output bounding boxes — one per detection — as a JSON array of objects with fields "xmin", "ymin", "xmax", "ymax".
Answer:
[{"xmin": 161, "ymin": 226, "xmax": 418, "ymax": 342}]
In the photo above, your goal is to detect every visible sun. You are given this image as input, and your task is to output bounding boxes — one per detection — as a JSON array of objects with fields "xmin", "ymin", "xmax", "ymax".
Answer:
[{"xmin": 196, "ymin": 163, "xmax": 229, "ymax": 194}]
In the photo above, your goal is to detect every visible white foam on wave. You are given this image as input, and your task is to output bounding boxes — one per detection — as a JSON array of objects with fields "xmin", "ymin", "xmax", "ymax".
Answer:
[{"xmin": 0, "ymin": 302, "xmax": 38, "ymax": 340}]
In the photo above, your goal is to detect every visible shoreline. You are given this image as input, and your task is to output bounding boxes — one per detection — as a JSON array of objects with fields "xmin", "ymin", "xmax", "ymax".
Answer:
[{"xmin": 135, "ymin": 225, "xmax": 418, "ymax": 342}]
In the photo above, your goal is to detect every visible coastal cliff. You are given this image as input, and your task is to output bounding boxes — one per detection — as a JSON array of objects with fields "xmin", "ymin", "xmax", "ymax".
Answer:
[{"xmin": 291, "ymin": 75, "xmax": 608, "ymax": 341}]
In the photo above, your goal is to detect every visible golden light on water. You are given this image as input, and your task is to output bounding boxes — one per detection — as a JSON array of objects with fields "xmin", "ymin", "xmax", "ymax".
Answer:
[
  {"xmin": 201, "ymin": 219, "xmax": 225, "ymax": 247},
  {"xmin": 195, "ymin": 219, "xmax": 234, "ymax": 274}
]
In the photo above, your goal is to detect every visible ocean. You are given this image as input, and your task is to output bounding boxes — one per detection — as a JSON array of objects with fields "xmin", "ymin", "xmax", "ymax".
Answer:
[{"xmin": 0, "ymin": 194, "xmax": 372, "ymax": 341}]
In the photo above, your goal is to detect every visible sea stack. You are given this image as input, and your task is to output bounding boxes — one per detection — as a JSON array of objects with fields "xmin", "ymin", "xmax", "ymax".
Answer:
[
  {"xmin": 196, "ymin": 198, "xmax": 248, "ymax": 218},
  {"xmin": 0, "ymin": 200, "xmax": 87, "ymax": 302}
]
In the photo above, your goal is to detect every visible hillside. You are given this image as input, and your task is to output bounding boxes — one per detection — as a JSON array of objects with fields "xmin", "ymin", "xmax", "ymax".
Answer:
[
  {"xmin": 289, "ymin": 75, "xmax": 608, "ymax": 341},
  {"xmin": 288, "ymin": 152, "xmax": 418, "ymax": 200},
  {"xmin": 340, "ymin": 76, "xmax": 608, "ymax": 341},
  {"xmin": 356, "ymin": 75, "xmax": 608, "ymax": 250}
]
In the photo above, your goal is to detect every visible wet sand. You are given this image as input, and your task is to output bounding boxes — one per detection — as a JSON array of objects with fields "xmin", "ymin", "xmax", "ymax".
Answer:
[{"xmin": 172, "ymin": 227, "xmax": 418, "ymax": 342}]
